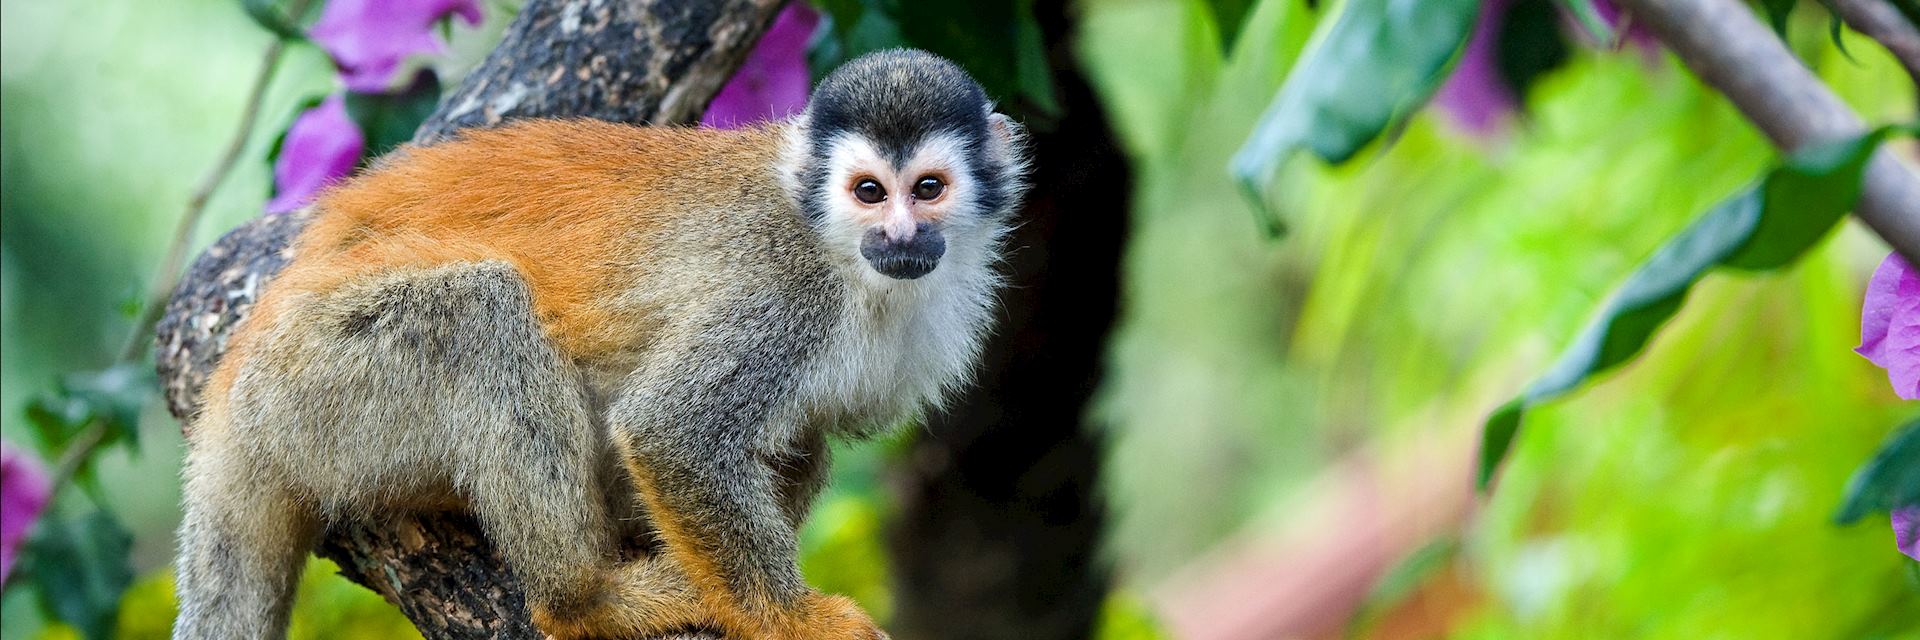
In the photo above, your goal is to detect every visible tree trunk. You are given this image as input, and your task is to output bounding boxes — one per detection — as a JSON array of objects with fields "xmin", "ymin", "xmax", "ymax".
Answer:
[
  {"xmin": 884, "ymin": 2, "xmax": 1129, "ymax": 637},
  {"xmin": 154, "ymin": 1, "xmax": 782, "ymax": 637}
]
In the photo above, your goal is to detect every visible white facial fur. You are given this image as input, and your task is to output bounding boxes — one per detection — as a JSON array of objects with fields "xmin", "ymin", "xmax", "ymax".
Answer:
[{"xmin": 780, "ymin": 120, "xmax": 1017, "ymax": 431}]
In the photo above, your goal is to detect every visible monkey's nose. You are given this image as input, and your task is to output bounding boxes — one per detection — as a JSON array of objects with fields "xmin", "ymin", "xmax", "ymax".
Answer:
[
  {"xmin": 880, "ymin": 214, "xmax": 922, "ymax": 243},
  {"xmin": 860, "ymin": 223, "xmax": 945, "ymax": 280}
]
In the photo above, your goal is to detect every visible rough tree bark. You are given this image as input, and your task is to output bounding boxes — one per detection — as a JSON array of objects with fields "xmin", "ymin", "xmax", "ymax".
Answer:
[
  {"xmin": 885, "ymin": 2, "xmax": 1126, "ymax": 638},
  {"xmin": 154, "ymin": 1, "xmax": 782, "ymax": 637}
]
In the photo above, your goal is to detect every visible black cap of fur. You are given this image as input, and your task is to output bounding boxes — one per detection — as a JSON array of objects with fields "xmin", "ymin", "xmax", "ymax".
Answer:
[{"xmin": 798, "ymin": 49, "xmax": 1015, "ymax": 222}]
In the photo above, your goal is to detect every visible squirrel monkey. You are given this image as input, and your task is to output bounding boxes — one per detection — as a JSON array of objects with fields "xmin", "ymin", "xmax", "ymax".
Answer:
[{"xmin": 171, "ymin": 49, "xmax": 1028, "ymax": 640}]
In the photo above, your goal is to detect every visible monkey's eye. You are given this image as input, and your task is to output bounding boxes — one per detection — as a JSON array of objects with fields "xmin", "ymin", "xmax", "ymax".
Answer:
[
  {"xmin": 913, "ymin": 176, "xmax": 946, "ymax": 201},
  {"xmin": 853, "ymin": 179, "xmax": 887, "ymax": 204}
]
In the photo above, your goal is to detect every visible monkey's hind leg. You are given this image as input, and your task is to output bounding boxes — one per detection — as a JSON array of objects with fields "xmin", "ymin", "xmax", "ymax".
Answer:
[
  {"xmin": 172, "ymin": 426, "xmax": 319, "ymax": 640},
  {"xmin": 332, "ymin": 260, "xmax": 706, "ymax": 638}
]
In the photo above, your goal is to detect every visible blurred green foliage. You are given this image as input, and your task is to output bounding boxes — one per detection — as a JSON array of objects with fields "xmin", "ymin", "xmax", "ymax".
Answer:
[
  {"xmin": 5, "ymin": 0, "xmax": 1918, "ymax": 637},
  {"xmin": 1082, "ymin": 0, "xmax": 1917, "ymax": 637}
]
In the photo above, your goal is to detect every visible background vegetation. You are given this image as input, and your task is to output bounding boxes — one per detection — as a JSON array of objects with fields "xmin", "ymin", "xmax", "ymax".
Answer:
[{"xmin": 2, "ymin": 0, "xmax": 1915, "ymax": 637}]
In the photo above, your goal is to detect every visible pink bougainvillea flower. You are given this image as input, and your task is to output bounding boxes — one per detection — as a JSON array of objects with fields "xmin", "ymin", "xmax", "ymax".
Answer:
[
  {"xmin": 1857, "ymin": 252, "xmax": 1920, "ymax": 399},
  {"xmin": 2, "ymin": 441, "xmax": 53, "ymax": 581},
  {"xmin": 1895, "ymin": 506, "xmax": 1919, "ymax": 561},
  {"xmin": 309, "ymin": 0, "xmax": 483, "ymax": 93},
  {"xmin": 1432, "ymin": 0, "xmax": 1517, "ymax": 137},
  {"xmin": 701, "ymin": 4, "xmax": 820, "ymax": 128},
  {"xmin": 266, "ymin": 95, "xmax": 366, "ymax": 214}
]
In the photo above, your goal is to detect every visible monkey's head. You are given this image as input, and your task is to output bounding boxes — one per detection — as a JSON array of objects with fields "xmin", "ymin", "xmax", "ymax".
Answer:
[{"xmin": 789, "ymin": 49, "xmax": 1030, "ymax": 281}]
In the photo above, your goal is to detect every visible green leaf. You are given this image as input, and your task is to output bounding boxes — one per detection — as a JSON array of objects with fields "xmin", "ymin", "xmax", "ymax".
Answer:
[
  {"xmin": 22, "ymin": 509, "xmax": 135, "ymax": 640},
  {"xmin": 26, "ymin": 363, "xmax": 156, "ymax": 454},
  {"xmin": 1760, "ymin": 0, "xmax": 1795, "ymax": 37},
  {"xmin": 1827, "ymin": 4, "xmax": 1856, "ymax": 61},
  {"xmin": 1836, "ymin": 417, "xmax": 1920, "ymax": 524},
  {"xmin": 1553, "ymin": 0, "xmax": 1617, "ymax": 44},
  {"xmin": 1230, "ymin": 0, "xmax": 1481, "ymax": 235},
  {"xmin": 1201, "ymin": 0, "xmax": 1259, "ymax": 53},
  {"xmin": 1477, "ymin": 126, "xmax": 1905, "ymax": 491},
  {"xmin": 1012, "ymin": 1, "xmax": 1061, "ymax": 116},
  {"xmin": 240, "ymin": 0, "xmax": 308, "ymax": 41},
  {"xmin": 1478, "ymin": 400, "xmax": 1525, "ymax": 489},
  {"xmin": 1498, "ymin": 0, "xmax": 1573, "ymax": 105},
  {"xmin": 807, "ymin": 1, "xmax": 1061, "ymax": 119},
  {"xmin": 344, "ymin": 73, "xmax": 443, "ymax": 158}
]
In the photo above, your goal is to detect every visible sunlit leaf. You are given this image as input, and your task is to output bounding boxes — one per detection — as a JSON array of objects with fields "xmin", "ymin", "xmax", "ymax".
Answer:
[
  {"xmin": 22, "ymin": 509, "xmax": 134, "ymax": 640},
  {"xmin": 1478, "ymin": 126, "xmax": 1906, "ymax": 490},
  {"xmin": 1836, "ymin": 417, "xmax": 1920, "ymax": 524},
  {"xmin": 1230, "ymin": 0, "xmax": 1480, "ymax": 236}
]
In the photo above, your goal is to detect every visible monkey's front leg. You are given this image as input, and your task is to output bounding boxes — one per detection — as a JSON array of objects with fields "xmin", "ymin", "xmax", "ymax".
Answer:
[{"xmin": 609, "ymin": 319, "xmax": 883, "ymax": 640}]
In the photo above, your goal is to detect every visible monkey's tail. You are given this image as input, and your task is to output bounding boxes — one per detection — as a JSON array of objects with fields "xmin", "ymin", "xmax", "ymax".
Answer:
[{"xmin": 172, "ymin": 434, "xmax": 316, "ymax": 640}]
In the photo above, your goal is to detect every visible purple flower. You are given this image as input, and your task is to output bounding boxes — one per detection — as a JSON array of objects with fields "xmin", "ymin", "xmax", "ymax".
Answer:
[
  {"xmin": 2, "ymin": 442, "xmax": 53, "ymax": 582},
  {"xmin": 701, "ymin": 4, "xmax": 820, "ymax": 128},
  {"xmin": 1896, "ymin": 507, "xmax": 1919, "ymax": 561},
  {"xmin": 266, "ymin": 95, "xmax": 366, "ymax": 214},
  {"xmin": 1857, "ymin": 252, "xmax": 1920, "ymax": 400},
  {"xmin": 1432, "ymin": 0, "xmax": 1517, "ymax": 137},
  {"xmin": 310, "ymin": 0, "xmax": 483, "ymax": 93}
]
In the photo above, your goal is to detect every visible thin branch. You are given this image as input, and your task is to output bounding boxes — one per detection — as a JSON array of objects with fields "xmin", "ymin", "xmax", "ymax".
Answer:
[
  {"xmin": 47, "ymin": 420, "xmax": 108, "ymax": 492},
  {"xmin": 41, "ymin": 4, "xmax": 312, "ymax": 503},
  {"xmin": 1829, "ymin": 0, "xmax": 1920, "ymax": 92},
  {"xmin": 1618, "ymin": 0, "xmax": 1920, "ymax": 266},
  {"xmin": 118, "ymin": 6, "xmax": 306, "ymax": 362}
]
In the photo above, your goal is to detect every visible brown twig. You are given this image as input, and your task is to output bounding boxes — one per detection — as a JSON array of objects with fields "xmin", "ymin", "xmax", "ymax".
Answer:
[
  {"xmin": 119, "ymin": 1, "xmax": 308, "ymax": 363},
  {"xmin": 30, "ymin": 1, "xmax": 313, "ymax": 524},
  {"xmin": 1617, "ymin": 0, "xmax": 1920, "ymax": 266},
  {"xmin": 47, "ymin": 420, "xmax": 109, "ymax": 493}
]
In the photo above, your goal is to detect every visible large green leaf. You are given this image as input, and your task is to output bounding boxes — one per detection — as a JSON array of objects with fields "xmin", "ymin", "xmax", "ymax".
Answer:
[
  {"xmin": 1836, "ymin": 417, "xmax": 1920, "ymax": 524},
  {"xmin": 1230, "ymin": 0, "xmax": 1480, "ymax": 236},
  {"xmin": 1478, "ymin": 126, "xmax": 1907, "ymax": 490},
  {"xmin": 22, "ymin": 509, "xmax": 135, "ymax": 640}
]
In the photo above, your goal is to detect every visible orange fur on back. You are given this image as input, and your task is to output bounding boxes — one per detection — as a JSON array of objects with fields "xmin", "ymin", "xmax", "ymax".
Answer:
[{"xmin": 281, "ymin": 119, "xmax": 790, "ymax": 363}]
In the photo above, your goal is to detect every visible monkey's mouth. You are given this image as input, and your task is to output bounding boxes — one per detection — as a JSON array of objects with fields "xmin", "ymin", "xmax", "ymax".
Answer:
[{"xmin": 860, "ymin": 226, "xmax": 945, "ymax": 280}]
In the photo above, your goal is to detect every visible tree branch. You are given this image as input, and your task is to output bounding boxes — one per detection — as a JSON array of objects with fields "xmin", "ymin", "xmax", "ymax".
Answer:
[
  {"xmin": 155, "ymin": 1, "xmax": 783, "ymax": 637},
  {"xmin": 1617, "ymin": 0, "xmax": 1920, "ymax": 266}
]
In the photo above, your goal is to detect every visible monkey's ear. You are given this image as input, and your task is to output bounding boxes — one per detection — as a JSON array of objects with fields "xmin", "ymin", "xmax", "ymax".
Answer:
[{"xmin": 984, "ymin": 112, "xmax": 1029, "ymax": 168}]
